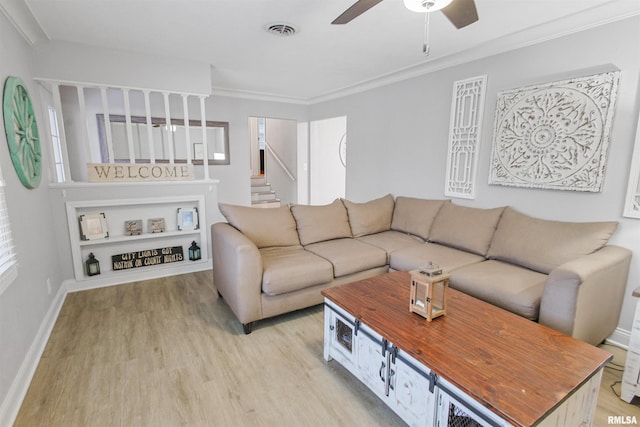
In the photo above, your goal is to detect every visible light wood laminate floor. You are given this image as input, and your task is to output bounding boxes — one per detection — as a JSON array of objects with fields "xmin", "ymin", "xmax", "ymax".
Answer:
[{"xmin": 14, "ymin": 271, "xmax": 640, "ymax": 426}]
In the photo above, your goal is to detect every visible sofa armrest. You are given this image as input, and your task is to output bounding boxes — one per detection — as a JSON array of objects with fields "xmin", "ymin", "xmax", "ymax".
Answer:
[
  {"xmin": 212, "ymin": 222, "xmax": 263, "ymax": 324},
  {"xmin": 539, "ymin": 245, "xmax": 632, "ymax": 346}
]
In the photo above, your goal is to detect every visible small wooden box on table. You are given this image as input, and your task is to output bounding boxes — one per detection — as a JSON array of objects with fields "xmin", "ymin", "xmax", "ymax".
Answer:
[{"xmin": 322, "ymin": 271, "xmax": 612, "ymax": 427}]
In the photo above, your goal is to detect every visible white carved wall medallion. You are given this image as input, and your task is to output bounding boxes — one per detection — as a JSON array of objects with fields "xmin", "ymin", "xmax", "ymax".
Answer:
[
  {"xmin": 489, "ymin": 71, "xmax": 620, "ymax": 192},
  {"xmin": 445, "ymin": 75, "xmax": 487, "ymax": 199}
]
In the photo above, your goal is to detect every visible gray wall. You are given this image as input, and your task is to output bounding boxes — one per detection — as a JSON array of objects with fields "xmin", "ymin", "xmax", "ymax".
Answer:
[
  {"xmin": 3, "ymin": 11, "xmax": 640, "ymax": 425},
  {"xmin": 0, "ymin": 11, "xmax": 65, "ymax": 422},
  {"xmin": 203, "ymin": 96, "xmax": 308, "ymax": 207},
  {"xmin": 310, "ymin": 16, "xmax": 640, "ymax": 339}
]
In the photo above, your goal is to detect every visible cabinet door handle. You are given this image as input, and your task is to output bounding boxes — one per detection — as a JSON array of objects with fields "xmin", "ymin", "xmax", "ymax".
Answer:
[{"xmin": 379, "ymin": 361, "xmax": 386, "ymax": 383}]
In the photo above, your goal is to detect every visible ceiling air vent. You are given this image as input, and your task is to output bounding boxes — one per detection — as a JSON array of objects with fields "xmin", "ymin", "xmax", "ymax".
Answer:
[{"xmin": 266, "ymin": 23, "xmax": 297, "ymax": 37}]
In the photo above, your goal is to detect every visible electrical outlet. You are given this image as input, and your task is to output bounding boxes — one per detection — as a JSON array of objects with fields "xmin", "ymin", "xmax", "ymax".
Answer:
[{"xmin": 46, "ymin": 278, "xmax": 52, "ymax": 295}]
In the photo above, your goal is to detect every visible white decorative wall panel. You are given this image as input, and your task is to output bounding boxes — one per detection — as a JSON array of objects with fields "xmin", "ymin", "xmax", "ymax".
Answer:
[
  {"xmin": 624, "ymin": 113, "xmax": 640, "ymax": 218},
  {"xmin": 489, "ymin": 71, "xmax": 620, "ymax": 192},
  {"xmin": 444, "ymin": 75, "xmax": 487, "ymax": 199}
]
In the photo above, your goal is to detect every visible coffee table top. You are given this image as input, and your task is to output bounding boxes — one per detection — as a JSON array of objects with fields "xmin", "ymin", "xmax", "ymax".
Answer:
[{"xmin": 322, "ymin": 271, "xmax": 612, "ymax": 427}]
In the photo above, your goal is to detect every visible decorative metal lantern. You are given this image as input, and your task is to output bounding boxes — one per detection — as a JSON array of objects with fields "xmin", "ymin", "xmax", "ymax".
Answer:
[
  {"xmin": 85, "ymin": 252, "xmax": 100, "ymax": 276},
  {"xmin": 188, "ymin": 241, "xmax": 201, "ymax": 261},
  {"xmin": 410, "ymin": 263, "xmax": 449, "ymax": 321}
]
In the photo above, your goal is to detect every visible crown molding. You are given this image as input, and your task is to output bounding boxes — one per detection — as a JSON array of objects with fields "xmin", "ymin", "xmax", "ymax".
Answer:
[
  {"xmin": 308, "ymin": 1, "xmax": 640, "ymax": 104},
  {"xmin": 0, "ymin": 0, "xmax": 47, "ymax": 45},
  {"xmin": 213, "ymin": 0, "xmax": 640, "ymax": 106},
  {"xmin": 210, "ymin": 87, "xmax": 311, "ymax": 105}
]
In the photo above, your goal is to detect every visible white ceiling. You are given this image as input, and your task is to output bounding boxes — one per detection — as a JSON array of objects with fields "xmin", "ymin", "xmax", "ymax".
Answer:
[{"xmin": 16, "ymin": 0, "xmax": 640, "ymax": 102}]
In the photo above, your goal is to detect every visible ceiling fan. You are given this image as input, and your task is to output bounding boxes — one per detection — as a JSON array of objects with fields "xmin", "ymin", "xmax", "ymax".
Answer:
[{"xmin": 331, "ymin": 0, "xmax": 478, "ymax": 29}]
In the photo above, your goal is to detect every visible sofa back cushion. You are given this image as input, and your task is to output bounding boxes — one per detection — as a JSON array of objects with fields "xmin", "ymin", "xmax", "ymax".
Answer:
[
  {"xmin": 391, "ymin": 197, "xmax": 449, "ymax": 240},
  {"xmin": 430, "ymin": 203, "xmax": 505, "ymax": 256},
  {"xmin": 487, "ymin": 207, "xmax": 618, "ymax": 274},
  {"xmin": 218, "ymin": 203, "xmax": 300, "ymax": 248},
  {"xmin": 291, "ymin": 199, "xmax": 352, "ymax": 245},
  {"xmin": 343, "ymin": 194, "xmax": 395, "ymax": 237}
]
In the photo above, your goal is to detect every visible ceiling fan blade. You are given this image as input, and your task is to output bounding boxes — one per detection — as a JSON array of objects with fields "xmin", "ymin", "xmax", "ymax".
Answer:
[
  {"xmin": 332, "ymin": 0, "xmax": 384, "ymax": 24},
  {"xmin": 441, "ymin": 0, "xmax": 478, "ymax": 29}
]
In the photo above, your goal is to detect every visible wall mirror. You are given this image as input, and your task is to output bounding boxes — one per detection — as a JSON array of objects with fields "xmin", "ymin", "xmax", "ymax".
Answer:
[{"xmin": 96, "ymin": 114, "xmax": 230, "ymax": 165}]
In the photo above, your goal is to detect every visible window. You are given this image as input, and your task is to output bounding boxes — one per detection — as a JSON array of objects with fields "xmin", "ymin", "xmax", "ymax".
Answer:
[
  {"xmin": 0, "ymin": 173, "xmax": 17, "ymax": 295},
  {"xmin": 48, "ymin": 106, "xmax": 65, "ymax": 183}
]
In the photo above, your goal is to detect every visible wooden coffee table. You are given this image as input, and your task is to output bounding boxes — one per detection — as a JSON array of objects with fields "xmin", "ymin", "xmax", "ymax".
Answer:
[{"xmin": 322, "ymin": 271, "xmax": 612, "ymax": 427}]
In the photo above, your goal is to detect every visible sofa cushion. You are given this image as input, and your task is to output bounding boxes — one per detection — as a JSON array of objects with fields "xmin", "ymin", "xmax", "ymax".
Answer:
[
  {"xmin": 357, "ymin": 231, "xmax": 424, "ymax": 262},
  {"xmin": 291, "ymin": 199, "xmax": 352, "ymax": 245},
  {"xmin": 391, "ymin": 197, "xmax": 449, "ymax": 240},
  {"xmin": 487, "ymin": 207, "xmax": 618, "ymax": 274},
  {"xmin": 219, "ymin": 203, "xmax": 300, "ymax": 248},
  {"xmin": 429, "ymin": 203, "xmax": 504, "ymax": 256},
  {"xmin": 343, "ymin": 194, "xmax": 395, "ymax": 237},
  {"xmin": 389, "ymin": 242, "xmax": 485, "ymax": 273},
  {"xmin": 450, "ymin": 260, "xmax": 547, "ymax": 321},
  {"xmin": 305, "ymin": 238, "xmax": 388, "ymax": 278},
  {"xmin": 260, "ymin": 246, "xmax": 334, "ymax": 296}
]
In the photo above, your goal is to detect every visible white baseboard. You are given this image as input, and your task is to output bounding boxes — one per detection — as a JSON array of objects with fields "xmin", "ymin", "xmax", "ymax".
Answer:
[
  {"xmin": 66, "ymin": 260, "xmax": 212, "ymax": 293},
  {"xmin": 606, "ymin": 327, "xmax": 631, "ymax": 350},
  {"xmin": 0, "ymin": 281, "xmax": 67, "ymax": 427}
]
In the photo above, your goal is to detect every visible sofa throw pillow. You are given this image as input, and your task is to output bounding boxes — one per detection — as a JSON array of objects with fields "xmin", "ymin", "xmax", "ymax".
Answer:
[
  {"xmin": 429, "ymin": 203, "xmax": 505, "ymax": 256},
  {"xmin": 342, "ymin": 194, "xmax": 395, "ymax": 237},
  {"xmin": 291, "ymin": 199, "xmax": 352, "ymax": 245},
  {"xmin": 487, "ymin": 207, "xmax": 618, "ymax": 274},
  {"xmin": 391, "ymin": 197, "xmax": 449, "ymax": 240},
  {"xmin": 218, "ymin": 203, "xmax": 300, "ymax": 248}
]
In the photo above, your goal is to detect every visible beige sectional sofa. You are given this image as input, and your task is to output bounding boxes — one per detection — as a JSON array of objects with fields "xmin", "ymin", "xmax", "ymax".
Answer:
[{"xmin": 211, "ymin": 195, "xmax": 631, "ymax": 345}]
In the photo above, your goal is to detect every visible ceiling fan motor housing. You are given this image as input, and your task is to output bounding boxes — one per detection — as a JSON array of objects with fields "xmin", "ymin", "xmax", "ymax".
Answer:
[{"xmin": 404, "ymin": 0, "xmax": 453, "ymax": 13}]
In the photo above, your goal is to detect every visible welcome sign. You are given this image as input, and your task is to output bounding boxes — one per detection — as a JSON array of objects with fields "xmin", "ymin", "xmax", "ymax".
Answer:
[{"xmin": 87, "ymin": 163, "xmax": 194, "ymax": 182}]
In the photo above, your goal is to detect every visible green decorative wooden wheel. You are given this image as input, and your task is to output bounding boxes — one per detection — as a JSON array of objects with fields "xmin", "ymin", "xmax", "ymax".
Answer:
[{"xmin": 3, "ymin": 76, "xmax": 42, "ymax": 189}]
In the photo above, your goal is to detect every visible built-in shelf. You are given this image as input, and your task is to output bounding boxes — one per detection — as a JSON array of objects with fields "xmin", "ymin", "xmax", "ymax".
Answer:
[
  {"xmin": 78, "ymin": 230, "xmax": 201, "ymax": 246},
  {"xmin": 66, "ymin": 195, "xmax": 208, "ymax": 286}
]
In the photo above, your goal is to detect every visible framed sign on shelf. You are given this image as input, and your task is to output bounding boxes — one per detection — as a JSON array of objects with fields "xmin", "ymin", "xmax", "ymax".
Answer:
[
  {"xmin": 79, "ymin": 212, "xmax": 108, "ymax": 240},
  {"xmin": 148, "ymin": 218, "xmax": 165, "ymax": 233},
  {"xmin": 124, "ymin": 219, "xmax": 143, "ymax": 236},
  {"xmin": 177, "ymin": 207, "xmax": 199, "ymax": 231}
]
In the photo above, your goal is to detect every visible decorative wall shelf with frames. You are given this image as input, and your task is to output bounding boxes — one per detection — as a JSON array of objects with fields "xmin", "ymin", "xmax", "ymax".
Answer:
[{"xmin": 65, "ymin": 195, "xmax": 208, "ymax": 290}]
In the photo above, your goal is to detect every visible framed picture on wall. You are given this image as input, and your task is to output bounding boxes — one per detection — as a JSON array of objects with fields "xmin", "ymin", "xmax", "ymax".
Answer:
[
  {"xmin": 177, "ymin": 207, "xmax": 199, "ymax": 231},
  {"xmin": 79, "ymin": 212, "xmax": 108, "ymax": 240}
]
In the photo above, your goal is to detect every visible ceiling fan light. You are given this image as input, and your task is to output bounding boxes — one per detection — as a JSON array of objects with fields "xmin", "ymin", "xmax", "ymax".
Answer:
[{"xmin": 403, "ymin": 0, "xmax": 453, "ymax": 13}]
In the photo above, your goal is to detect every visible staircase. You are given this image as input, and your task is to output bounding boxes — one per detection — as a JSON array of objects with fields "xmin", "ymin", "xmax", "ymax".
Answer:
[{"xmin": 251, "ymin": 176, "xmax": 281, "ymax": 208}]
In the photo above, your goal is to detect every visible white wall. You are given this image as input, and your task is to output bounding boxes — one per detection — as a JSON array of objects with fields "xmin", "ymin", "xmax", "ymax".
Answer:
[
  {"xmin": 1, "ymin": 31, "xmax": 311, "ymax": 426},
  {"xmin": 310, "ymin": 16, "xmax": 640, "ymax": 343},
  {"xmin": 0, "ymin": 11, "xmax": 66, "ymax": 425},
  {"xmin": 204, "ymin": 96, "xmax": 308, "ymax": 207},
  {"xmin": 264, "ymin": 117, "xmax": 297, "ymax": 205},
  {"xmin": 309, "ymin": 116, "xmax": 347, "ymax": 205},
  {"xmin": 31, "ymin": 40, "xmax": 211, "ymax": 95}
]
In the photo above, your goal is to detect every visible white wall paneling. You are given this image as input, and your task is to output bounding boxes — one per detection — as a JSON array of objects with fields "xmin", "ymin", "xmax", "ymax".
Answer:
[
  {"xmin": 624, "ymin": 112, "xmax": 640, "ymax": 218},
  {"xmin": 444, "ymin": 75, "xmax": 487, "ymax": 199}
]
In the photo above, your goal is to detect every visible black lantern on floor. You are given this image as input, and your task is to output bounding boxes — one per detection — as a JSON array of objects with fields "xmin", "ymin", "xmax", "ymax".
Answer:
[
  {"xmin": 188, "ymin": 241, "xmax": 201, "ymax": 261},
  {"xmin": 86, "ymin": 252, "xmax": 100, "ymax": 276}
]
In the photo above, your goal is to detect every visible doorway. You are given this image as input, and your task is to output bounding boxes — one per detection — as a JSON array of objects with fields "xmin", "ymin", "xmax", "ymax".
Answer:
[
  {"xmin": 248, "ymin": 117, "xmax": 298, "ymax": 206},
  {"xmin": 309, "ymin": 116, "xmax": 347, "ymax": 205}
]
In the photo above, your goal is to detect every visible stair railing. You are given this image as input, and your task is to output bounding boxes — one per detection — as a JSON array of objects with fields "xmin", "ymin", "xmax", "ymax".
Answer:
[{"xmin": 264, "ymin": 141, "xmax": 295, "ymax": 181}]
